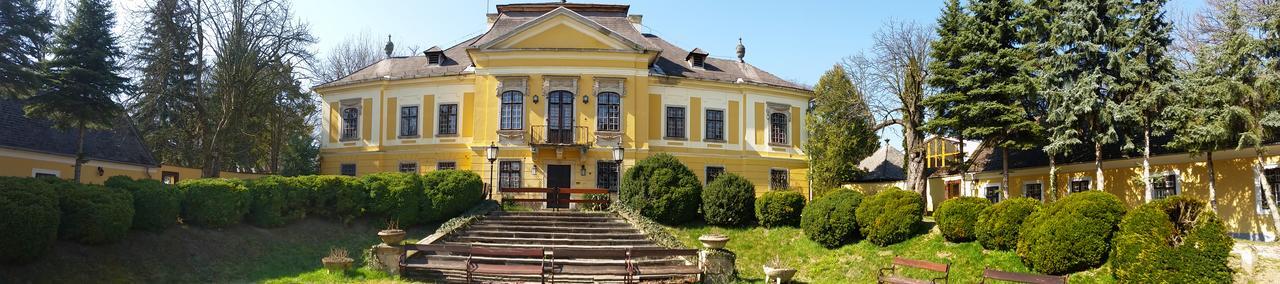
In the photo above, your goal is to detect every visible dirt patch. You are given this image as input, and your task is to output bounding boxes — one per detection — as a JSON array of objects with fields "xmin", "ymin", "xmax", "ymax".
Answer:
[{"xmin": 0, "ymin": 217, "xmax": 436, "ymax": 283}]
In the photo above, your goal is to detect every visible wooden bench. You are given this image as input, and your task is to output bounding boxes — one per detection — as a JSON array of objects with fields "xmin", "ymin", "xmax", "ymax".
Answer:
[
  {"xmin": 400, "ymin": 244, "xmax": 548, "ymax": 283},
  {"xmin": 878, "ymin": 257, "xmax": 949, "ymax": 284},
  {"xmin": 629, "ymin": 248, "xmax": 702, "ymax": 279},
  {"xmin": 980, "ymin": 268, "xmax": 1067, "ymax": 284},
  {"xmin": 548, "ymin": 248, "xmax": 634, "ymax": 283}
]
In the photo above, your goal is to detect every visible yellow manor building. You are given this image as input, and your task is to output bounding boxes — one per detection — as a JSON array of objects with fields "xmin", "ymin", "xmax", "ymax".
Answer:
[{"xmin": 313, "ymin": 3, "xmax": 812, "ymax": 199}]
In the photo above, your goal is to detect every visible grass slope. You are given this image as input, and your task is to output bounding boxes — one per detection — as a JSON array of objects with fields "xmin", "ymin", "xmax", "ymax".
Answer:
[
  {"xmin": 667, "ymin": 220, "xmax": 1117, "ymax": 283},
  {"xmin": 0, "ymin": 217, "xmax": 433, "ymax": 283}
]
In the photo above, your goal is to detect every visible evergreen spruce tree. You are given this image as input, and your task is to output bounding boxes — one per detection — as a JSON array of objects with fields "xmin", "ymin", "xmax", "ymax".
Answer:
[
  {"xmin": 923, "ymin": 0, "xmax": 972, "ymax": 190},
  {"xmin": 1019, "ymin": 0, "xmax": 1061, "ymax": 198},
  {"xmin": 133, "ymin": 0, "xmax": 202, "ymax": 167},
  {"xmin": 24, "ymin": 0, "xmax": 127, "ymax": 182},
  {"xmin": 1242, "ymin": 1, "xmax": 1280, "ymax": 231},
  {"xmin": 806, "ymin": 65, "xmax": 878, "ymax": 194},
  {"xmin": 1044, "ymin": 0, "xmax": 1130, "ymax": 191},
  {"xmin": 0, "ymin": 0, "xmax": 53, "ymax": 99},
  {"xmin": 1115, "ymin": 0, "xmax": 1176, "ymax": 199}
]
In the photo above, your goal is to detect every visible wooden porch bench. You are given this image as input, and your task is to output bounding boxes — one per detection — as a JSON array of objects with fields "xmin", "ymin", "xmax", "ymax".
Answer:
[
  {"xmin": 400, "ymin": 244, "xmax": 548, "ymax": 283},
  {"xmin": 878, "ymin": 257, "xmax": 949, "ymax": 284},
  {"xmin": 980, "ymin": 268, "xmax": 1067, "ymax": 284}
]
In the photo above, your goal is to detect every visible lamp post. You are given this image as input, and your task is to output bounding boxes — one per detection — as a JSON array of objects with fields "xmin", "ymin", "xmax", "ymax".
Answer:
[
  {"xmin": 486, "ymin": 142, "xmax": 499, "ymax": 200},
  {"xmin": 612, "ymin": 145, "xmax": 624, "ymax": 191}
]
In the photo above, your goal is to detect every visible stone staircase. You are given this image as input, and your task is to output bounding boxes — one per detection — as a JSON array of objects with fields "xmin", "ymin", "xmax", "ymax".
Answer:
[{"xmin": 401, "ymin": 210, "xmax": 698, "ymax": 283}]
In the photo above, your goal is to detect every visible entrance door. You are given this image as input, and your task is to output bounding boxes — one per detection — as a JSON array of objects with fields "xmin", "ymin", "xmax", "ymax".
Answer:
[
  {"xmin": 546, "ymin": 165, "xmax": 572, "ymax": 208},
  {"xmin": 945, "ymin": 180, "xmax": 961, "ymax": 200},
  {"xmin": 546, "ymin": 91, "xmax": 575, "ymax": 144}
]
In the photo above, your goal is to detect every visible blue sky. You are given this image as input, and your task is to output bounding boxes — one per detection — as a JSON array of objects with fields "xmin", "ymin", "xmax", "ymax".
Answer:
[{"xmin": 287, "ymin": 0, "xmax": 1207, "ymax": 147}]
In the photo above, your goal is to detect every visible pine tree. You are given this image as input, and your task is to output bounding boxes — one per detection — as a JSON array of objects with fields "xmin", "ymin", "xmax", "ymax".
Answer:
[
  {"xmin": 1044, "ymin": 0, "xmax": 1130, "ymax": 191},
  {"xmin": 806, "ymin": 65, "xmax": 879, "ymax": 194},
  {"xmin": 0, "ymin": 0, "xmax": 53, "ymax": 99},
  {"xmin": 24, "ymin": 0, "xmax": 127, "ymax": 182},
  {"xmin": 924, "ymin": 0, "xmax": 1042, "ymax": 198},
  {"xmin": 1243, "ymin": 0, "xmax": 1280, "ymax": 236},
  {"xmin": 1115, "ymin": 0, "xmax": 1176, "ymax": 200},
  {"xmin": 923, "ymin": 0, "xmax": 972, "ymax": 189},
  {"xmin": 133, "ymin": 0, "xmax": 202, "ymax": 167},
  {"xmin": 1020, "ymin": 0, "xmax": 1061, "ymax": 198}
]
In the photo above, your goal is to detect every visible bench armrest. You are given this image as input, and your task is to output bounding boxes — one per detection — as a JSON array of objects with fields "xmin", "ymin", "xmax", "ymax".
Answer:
[{"xmin": 878, "ymin": 266, "xmax": 895, "ymax": 280}]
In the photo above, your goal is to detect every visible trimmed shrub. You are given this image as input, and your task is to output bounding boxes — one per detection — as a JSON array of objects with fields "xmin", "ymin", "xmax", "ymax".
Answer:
[
  {"xmin": 1017, "ymin": 191, "xmax": 1126, "ymax": 275},
  {"xmin": 246, "ymin": 176, "xmax": 307, "ymax": 227},
  {"xmin": 934, "ymin": 197, "xmax": 991, "ymax": 242},
  {"xmin": 180, "ymin": 178, "xmax": 250, "ymax": 228},
  {"xmin": 701, "ymin": 173, "xmax": 756, "ymax": 226},
  {"xmin": 0, "ymin": 177, "xmax": 60, "ymax": 264},
  {"xmin": 364, "ymin": 172, "xmax": 426, "ymax": 225},
  {"xmin": 755, "ymin": 191, "xmax": 805, "ymax": 227},
  {"xmin": 422, "ymin": 170, "xmax": 485, "ymax": 222},
  {"xmin": 52, "ymin": 181, "xmax": 135, "ymax": 244},
  {"xmin": 105, "ymin": 176, "xmax": 180, "ymax": 231},
  {"xmin": 855, "ymin": 188, "xmax": 924, "ymax": 246},
  {"xmin": 975, "ymin": 197, "xmax": 1040, "ymax": 250},
  {"xmin": 801, "ymin": 189, "xmax": 864, "ymax": 248},
  {"xmin": 293, "ymin": 175, "xmax": 366, "ymax": 221},
  {"xmin": 1111, "ymin": 196, "xmax": 1233, "ymax": 282},
  {"xmin": 619, "ymin": 153, "xmax": 703, "ymax": 225}
]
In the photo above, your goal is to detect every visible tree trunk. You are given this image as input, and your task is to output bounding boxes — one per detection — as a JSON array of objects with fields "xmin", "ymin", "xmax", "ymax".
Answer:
[
  {"xmin": 904, "ymin": 120, "xmax": 926, "ymax": 197},
  {"xmin": 1002, "ymin": 146, "xmax": 1010, "ymax": 200},
  {"xmin": 73, "ymin": 124, "xmax": 85, "ymax": 183},
  {"xmin": 1094, "ymin": 141, "xmax": 1104, "ymax": 191},
  {"xmin": 1143, "ymin": 126, "xmax": 1152, "ymax": 202},
  {"xmin": 1207, "ymin": 150, "xmax": 1217, "ymax": 212},
  {"xmin": 1256, "ymin": 152, "xmax": 1280, "ymax": 242},
  {"xmin": 958, "ymin": 134, "xmax": 967, "ymax": 196},
  {"xmin": 1048, "ymin": 155, "xmax": 1057, "ymax": 202}
]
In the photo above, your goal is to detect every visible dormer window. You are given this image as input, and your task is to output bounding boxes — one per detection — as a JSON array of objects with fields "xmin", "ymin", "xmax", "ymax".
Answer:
[
  {"xmin": 686, "ymin": 48, "xmax": 708, "ymax": 69},
  {"xmin": 424, "ymin": 46, "xmax": 444, "ymax": 66}
]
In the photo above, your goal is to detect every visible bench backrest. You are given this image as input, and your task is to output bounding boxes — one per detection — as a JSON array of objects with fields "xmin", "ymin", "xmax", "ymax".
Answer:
[
  {"xmin": 628, "ymin": 248, "xmax": 699, "ymax": 258},
  {"xmin": 982, "ymin": 268, "xmax": 1067, "ymax": 284},
  {"xmin": 892, "ymin": 257, "xmax": 948, "ymax": 273},
  {"xmin": 470, "ymin": 246, "xmax": 545, "ymax": 258},
  {"xmin": 552, "ymin": 248, "xmax": 631, "ymax": 260},
  {"xmin": 404, "ymin": 244, "xmax": 470, "ymax": 254}
]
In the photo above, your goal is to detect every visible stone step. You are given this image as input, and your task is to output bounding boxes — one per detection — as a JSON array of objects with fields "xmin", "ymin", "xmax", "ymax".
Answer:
[
  {"xmin": 487, "ymin": 215, "xmax": 621, "ymax": 222},
  {"xmin": 464, "ymin": 230, "xmax": 649, "ymax": 240},
  {"xmin": 467, "ymin": 224, "xmax": 641, "ymax": 234},
  {"xmin": 452, "ymin": 236, "xmax": 655, "ymax": 246},
  {"xmin": 440, "ymin": 241, "xmax": 664, "ymax": 250},
  {"xmin": 405, "ymin": 267, "xmax": 698, "ymax": 284},
  {"xmin": 475, "ymin": 219, "xmax": 634, "ymax": 228},
  {"xmin": 421, "ymin": 254, "xmax": 686, "ymax": 266},
  {"xmin": 490, "ymin": 211, "xmax": 614, "ymax": 217}
]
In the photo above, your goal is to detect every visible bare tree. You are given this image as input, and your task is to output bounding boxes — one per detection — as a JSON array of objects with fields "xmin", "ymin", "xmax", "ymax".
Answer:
[
  {"xmin": 310, "ymin": 30, "xmax": 381, "ymax": 84},
  {"xmin": 843, "ymin": 20, "xmax": 934, "ymax": 196}
]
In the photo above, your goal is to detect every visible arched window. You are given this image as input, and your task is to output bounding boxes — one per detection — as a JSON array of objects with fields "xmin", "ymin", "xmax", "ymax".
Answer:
[
  {"xmin": 341, "ymin": 107, "xmax": 359, "ymax": 140},
  {"xmin": 769, "ymin": 112, "xmax": 788, "ymax": 145},
  {"xmin": 597, "ymin": 92, "xmax": 620, "ymax": 132},
  {"xmin": 500, "ymin": 91, "xmax": 523, "ymax": 130}
]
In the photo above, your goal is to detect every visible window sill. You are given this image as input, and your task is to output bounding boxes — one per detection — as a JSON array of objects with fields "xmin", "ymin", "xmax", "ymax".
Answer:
[
  {"xmin": 340, "ymin": 138, "xmax": 360, "ymax": 142},
  {"xmin": 398, "ymin": 135, "xmax": 420, "ymax": 139},
  {"xmin": 664, "ymin": 137, "xmax": 687, "ymax": 141},
  {"xmin": 768, "ymin": 142, "xmax": 791, "ymax": 147},
  {"xmin": 437, "ymin": 133, "xmax": 459, "ymax": 137},
  {"xmin": 704, "ymin": 139, "xmax": 726, "ymax": 143}
]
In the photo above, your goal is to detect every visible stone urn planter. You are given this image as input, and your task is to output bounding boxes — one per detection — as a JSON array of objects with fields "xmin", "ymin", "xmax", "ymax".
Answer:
[
  {"xmin": 699, "ymin": 233, "xmax": 730, "ymax": 249},
  {"xmin": 322, "ymin": 248, "xmax": 354, "ymax": 274},
  {"xmin": 378, "ymin": 229, "xmax": 406, "ymax": 245},
  {"xmin": 762, "ymin": 265, "xmax": 797, "ymax": 284}
]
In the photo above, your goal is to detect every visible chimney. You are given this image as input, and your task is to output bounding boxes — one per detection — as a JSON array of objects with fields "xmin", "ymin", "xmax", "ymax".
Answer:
[
  {"xmin": 628, "ymin": 15, "xmax": 643, "ymax": 32},
  {"xmin": 486, "ymin": 13, "xmax": 499, "ymax": 29}
]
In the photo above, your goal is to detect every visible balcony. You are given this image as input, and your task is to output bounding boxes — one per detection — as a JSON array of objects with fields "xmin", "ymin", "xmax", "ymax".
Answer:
[{"xmin": 529, "ymin": 125, "xmax": 591, "ymax": 146}]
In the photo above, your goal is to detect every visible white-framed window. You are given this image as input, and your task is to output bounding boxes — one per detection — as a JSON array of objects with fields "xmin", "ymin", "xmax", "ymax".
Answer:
[
  {"xmin": 705, "ymin": 166, "xmax": 725, "ymax": 185},
  {"xmin": 984, "ymin": 184, "xmax": 1002, "ymax": 204},
  {"xmin": 1023, "ymin": 181, "xmax": 1044, "ymax": 201},
  {"xmin": 32, "ymin": 168, "xmax": 60, "ymax": 178},
  {"xmin": 1150, "ymin": 171, "xmax": 1180, "ymax": 201},
  {"xmin": 437, "ymin": 103, "xmax": 459, "ymax": 136},
  {"xmin": 500, "ymin": 161, "xmax": 522, "ymax": 189},
  {"xmin": 1257, "ymin": 164, "xmax": 1280, "ymax": 214},
  {"xmin": 770, "ymin": 168, "xmax": 789, "ymax": 190},
  {"xmin": 597, "ymin": 92, "xmax": 621, "ymax": 132},
  {"xmin": 705, "ymin": 108, "xmax": 725, "ymax": 142},
  {"xmin": 340, "ymin": 106, "xmax": 360, "ymax": 141},
  {"xmin": 500, "ymin": 91, "xmax": 524, "ymax": 130},
  {"xmin": 437, "ymin": 161, "xmax": 456, "ymax": 170},
  {"xmin": 769, "ymin": 112, "xmax": 788, "ymax": 145},
  {"xmin": 399, "ymin": 105, "xmax": 419, "ymax": 137},
  {"xmin": 398, "ymin": 162, "xmax": 418, "ymax": 173},
  {"xmin": 665, "ymin": 106, "xmax": 686, "ymax": 139},
  {"xmin": 596, "ymin": 161, "xmax": 619, "ymax": 191},
  {"xmin": 340, "ymin": 164, "xmax": 357, "ymax": 176},
  {"xmin": 1069, "ymin": 177, "xmax": 1092, "ymax": 194}
]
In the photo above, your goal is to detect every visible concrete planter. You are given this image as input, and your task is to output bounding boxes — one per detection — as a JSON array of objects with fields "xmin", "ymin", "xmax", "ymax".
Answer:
[
  {"xmin": 762, "ymin": 265, "xmax": 797, "ymax": 283},
  {"xmin": 322, "ymin": 257, "xmax": 353, "ymax": 273},
  {"xmin": 378, "ymin": 229, "xmax": 406, "ymax": 245},
  {"xmin": 698, "ymin": 234, "xmax": 730, "ymax": 249}
]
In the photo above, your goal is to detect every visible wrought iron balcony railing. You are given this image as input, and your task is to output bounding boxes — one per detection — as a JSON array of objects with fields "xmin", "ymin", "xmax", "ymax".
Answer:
[{"xmin": 529, "ymin": 125, "xmax": 591, "ymax": 146}]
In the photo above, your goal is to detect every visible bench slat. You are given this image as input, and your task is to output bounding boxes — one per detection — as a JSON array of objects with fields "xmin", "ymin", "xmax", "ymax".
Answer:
[
  {"xmin": 472, "ymin": 263, "xmax": 544, "ymax": 275},
  {"xmin": 982, "ymin": 268, "xmax": 1068, "ymax": 284},
  {"xmin": 552, "ymin": 248, "xmax": 631, "ymax": 259},
  {"xmin": 635, "ymin": 265, "xmax": 700, "ymax": 275},
  {"xmin": 470, "ymin": 246, "xmax": 545, "ymax": 258},
  {"xmin": 629, "ymin": 248, "xmax": 698, "ymax": 258}
]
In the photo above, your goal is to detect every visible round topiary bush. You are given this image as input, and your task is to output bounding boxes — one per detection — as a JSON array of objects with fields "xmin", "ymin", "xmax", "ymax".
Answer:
[
  {"xmin": 756, "ymin": 190, "xmax": 806, "ymax": 227},
  {"xmin": 180, "ymin": 178, "xmax": 250, "ymax": 228},
  {"xmin": 1017, "ymin": 190, "xmax": 1126, "ymax": 275},
  {"xmin": 619, "ymin": 153, "xmax": 702, "ymax": 225},
  {"xmin": 975, "ymin": 197, "xmax": 1041, "ymax": 250},
  {"xmin": 421, "ymin": 170, "xmax": 484, "ymax": 222},
  {"xmin": 935, "ymin": 197, "xmax": 991, "ymax": 243},
  {"xmin": 801, "ymin": 189, "xmax": 864, "ymax": 248},
  {"xmin": 53, "ymin": 182, "xmax": 135, "ymax": 244},
  {"xmin": 701, "ymin": 173, "xmax": 756, "ymax": 226},
  {"xmin": 246, "ymin": 176, "xmax": 307, "ymax": 228},
  {"xmin": 1111, "ymin": 196, "xmax": 1233, "ymax": 282},
  {"xmin": 293, "ymin": 175, "xmax": 366, "ymax": 221},
  {"xmin": 0, "ymin": 177, "xmax": 60, "ymax": 264},
  {"xmin": 363, "ymin": 172, "xmax": 426, "ymax": 225},
  {"xmin": 855, "ymin": 188, "xmax": 924, "ymax": 246},
  {"xmin": 105, "ymin": 176, "xmax": 180, "ymax": 231}
]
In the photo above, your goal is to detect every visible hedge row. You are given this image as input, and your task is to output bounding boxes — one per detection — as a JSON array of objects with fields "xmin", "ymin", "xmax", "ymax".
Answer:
[{"xmin": 0, "ymin": 177, "xmax": 60, "ymax": 264}]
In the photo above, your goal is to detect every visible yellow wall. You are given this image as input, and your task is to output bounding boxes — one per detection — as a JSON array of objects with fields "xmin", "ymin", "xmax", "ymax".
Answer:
[{"xmin": 0, "ymin": 148, "xmax": 264, "ymax": 184}]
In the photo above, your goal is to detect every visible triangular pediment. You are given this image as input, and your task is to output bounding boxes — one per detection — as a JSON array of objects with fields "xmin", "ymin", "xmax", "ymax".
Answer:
[{"xmin": 479, "ymin": 7, "xmax": 644, "ymax": 51}]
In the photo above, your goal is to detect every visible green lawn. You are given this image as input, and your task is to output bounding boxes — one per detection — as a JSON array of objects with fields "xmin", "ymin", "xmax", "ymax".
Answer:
[{"xmin": 666, "ymin": 220, "xmax": 1117, "ymax": 283}]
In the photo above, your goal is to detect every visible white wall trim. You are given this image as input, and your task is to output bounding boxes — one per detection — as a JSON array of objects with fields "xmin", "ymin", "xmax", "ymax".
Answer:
[
  {"xmin": 1022, "ymin": 180, "xmax": 1045, "ymax": 201},
  {"xmin": 32, "ymin": 168, "xmax": 60, "ymax": 178},
  {"xmin": 1257, "ymin": 163, "xmax": 1279, "ymax": 215}
]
